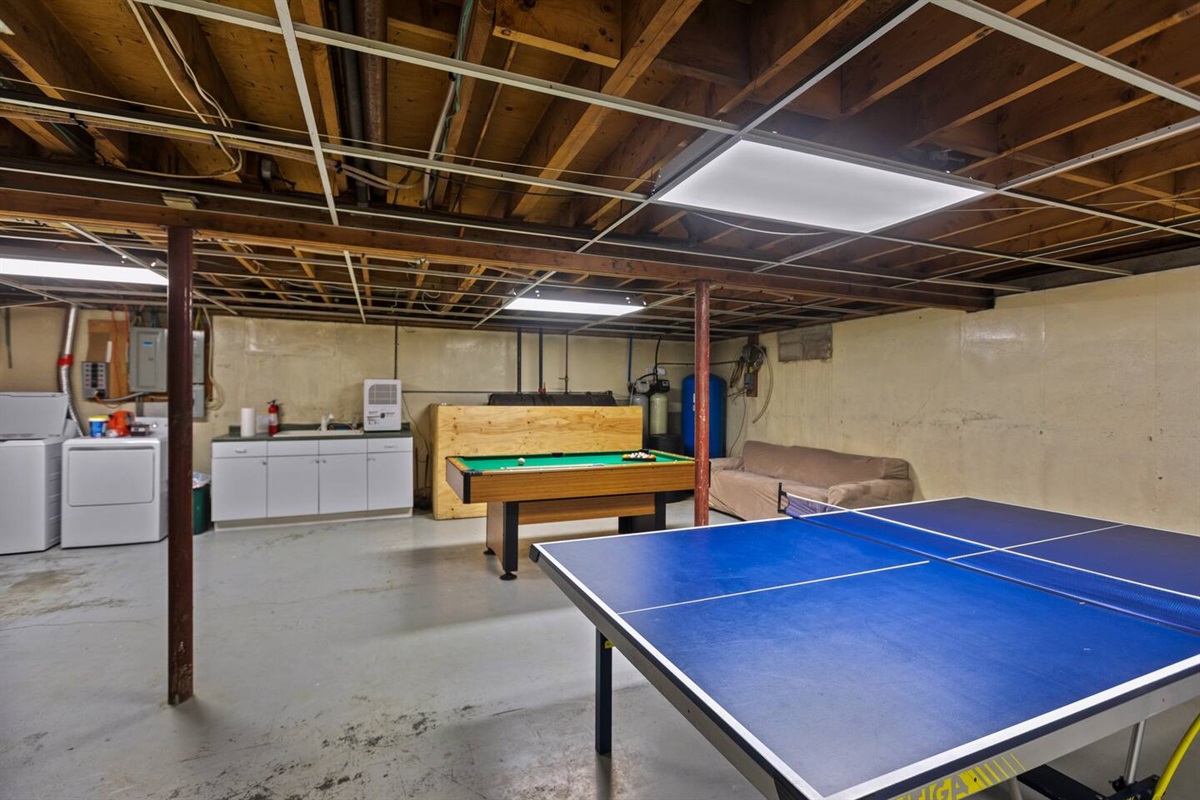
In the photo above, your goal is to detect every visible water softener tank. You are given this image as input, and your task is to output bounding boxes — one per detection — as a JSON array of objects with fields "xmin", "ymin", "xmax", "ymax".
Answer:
[
  {"xmin": 682, "ymin": 374, "xmax": 726, "ymax": 457},
  {"xmin": 649, "ymin": 390, "xmax": 669, "ymax": 436},
  {"xmin": 629, "ymin": 391, "xmax": 650, "ymax": 442}
]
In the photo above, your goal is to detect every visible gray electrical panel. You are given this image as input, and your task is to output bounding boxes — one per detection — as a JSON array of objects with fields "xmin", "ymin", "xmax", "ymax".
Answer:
[
  {"xmin": 128, "ymin": 327, "xmax": 168, "ymax": 392},
  {"xmin": 127, "ymin": 328, "xmax": 207, "ymax": 417},
  {"xmin": 192, "ymin": 331, "xmax": 205, "ymax": 377},
  {"xmin": 192, "ymin": 331, "xmax": 206, "ymax": 420}
]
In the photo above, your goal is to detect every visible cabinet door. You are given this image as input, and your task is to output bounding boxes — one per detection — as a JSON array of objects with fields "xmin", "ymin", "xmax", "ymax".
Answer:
[
  {"xmin": 318, "ymin": 454, "xmax": 367, "ymax": 514},
  {"xmin": 367, "ymin": 451, "xmax": 413, "ymax": 510},
  {"xmin": 212, "ymin": 457, "xmax": 267, "ymax": 521},
  {"xmin": 267, "ymin": 455, "xmax": 319, "ymax": 518}
]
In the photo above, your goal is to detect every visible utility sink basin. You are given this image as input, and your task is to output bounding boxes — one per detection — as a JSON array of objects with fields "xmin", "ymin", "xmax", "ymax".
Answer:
[{"xmin": 272, "ymin": 429, "xmax": 363, "ymax": 438}]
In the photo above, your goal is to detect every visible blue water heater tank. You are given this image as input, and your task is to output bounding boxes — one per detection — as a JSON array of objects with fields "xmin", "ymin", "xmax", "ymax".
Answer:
[{"xmin": 681, "ymin": 374, "xmax": 726, "ymax": 458}]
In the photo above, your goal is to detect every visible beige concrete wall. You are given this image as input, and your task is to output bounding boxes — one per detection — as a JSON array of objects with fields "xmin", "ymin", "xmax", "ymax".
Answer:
[
  {"xmin": 722, "ymin": 266, "xmax": 1200, "ymax": 532},
  {"xmin": 1, "ymin": 307, "xmax": 694, "ymax": 490}
]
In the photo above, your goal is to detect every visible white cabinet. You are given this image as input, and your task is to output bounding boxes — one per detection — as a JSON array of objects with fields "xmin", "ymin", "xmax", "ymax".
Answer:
[
  {"xmin": 211, "ymin": 455, "xmax": 267, "ymax": 521},
  {"xmin": 267, "ymin": 455, "xmax": 319, "ymax": 518},
  {"xmin": 367, "ymin": 437, "xmax": 413, "ymax": 510},
  {"xmin": 368, "ymin": 451, "xmax": 413, "ymax": 510},
  {"xmin": 319, "ymin": 454, "xmax": 367, "ymax": 513},
  {"xmin": 212, "ymin": 434, "xmax": 412, "ymax": 524}
]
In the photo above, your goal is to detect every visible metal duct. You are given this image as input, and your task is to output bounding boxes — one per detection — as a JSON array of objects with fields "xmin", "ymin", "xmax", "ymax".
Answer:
[
  {"xmin": 357, "ymin": 0, "xmax": 387, "ymax": 199},
  {"xmin": 58, "ymin": 305, "xmax": 84, "ymax": 437},
  {"xmin": 336, "ymin": 0, "xmax": 369, "ymax": 205}
]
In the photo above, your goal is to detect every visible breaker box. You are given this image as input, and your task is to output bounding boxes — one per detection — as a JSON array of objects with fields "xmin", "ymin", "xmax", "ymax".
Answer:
[
  {"xmin": 127, "ymin": 328, "xmax": 207, "ymax": 416},
  {"xmin": 82, "ymin": 361, "xmax": 109, "ymax": 400},
  {"xmin": 128, "ymin": 327, "xmax": 167, "ymax": 393}
]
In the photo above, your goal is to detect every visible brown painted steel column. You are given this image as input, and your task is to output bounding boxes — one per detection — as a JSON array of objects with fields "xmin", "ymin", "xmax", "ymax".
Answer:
[
  {"xmin": 694, "ymin": 281, "xmax": 711, "ymax": 526},
  {"xmin": 167, "ymin": 226, "xmax": 194, "ymax": 705}
]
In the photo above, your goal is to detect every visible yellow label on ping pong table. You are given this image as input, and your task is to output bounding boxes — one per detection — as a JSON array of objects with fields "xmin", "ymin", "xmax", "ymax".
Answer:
[{"xmin": 892, "ymin": 753, "xmax": 1024, "ymax": 800}]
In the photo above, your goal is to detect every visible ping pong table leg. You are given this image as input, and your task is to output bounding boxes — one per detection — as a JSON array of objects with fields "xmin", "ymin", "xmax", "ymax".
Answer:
[{"xmin": 596, "ymin": 629, "xmax": 612, "ymax": 755}]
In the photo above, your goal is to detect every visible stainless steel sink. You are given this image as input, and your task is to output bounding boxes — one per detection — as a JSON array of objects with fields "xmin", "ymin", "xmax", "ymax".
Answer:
[{"xmin": 271, "ymin": 429, "xmax": 363, "ymax": 438}]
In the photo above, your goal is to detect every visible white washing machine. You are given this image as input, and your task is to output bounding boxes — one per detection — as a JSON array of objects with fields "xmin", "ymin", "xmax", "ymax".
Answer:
[
  {"xmin": 60, "ymin": 418, "xmax": 169, "ymax": 548},
  {"xmin": 0, "ymin": 393, "xmax": 75, "ymax": 554}
]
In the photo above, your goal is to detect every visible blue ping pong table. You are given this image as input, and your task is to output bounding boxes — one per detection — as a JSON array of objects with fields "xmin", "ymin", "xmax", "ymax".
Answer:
[{"xmin": 531, "ymin": 496, "xmax": 1200, "ymax": 800}]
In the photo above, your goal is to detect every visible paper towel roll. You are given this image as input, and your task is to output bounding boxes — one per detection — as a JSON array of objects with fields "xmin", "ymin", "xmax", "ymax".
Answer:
[{"xmin": 239, "ymin": 407, "xmax": 256, "ymax": 438}]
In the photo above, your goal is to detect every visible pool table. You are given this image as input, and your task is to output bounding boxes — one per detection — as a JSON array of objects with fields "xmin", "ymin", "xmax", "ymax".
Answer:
[{"xmin": 445, "ymin": 450, "xmax": 695, "ymax": 579}]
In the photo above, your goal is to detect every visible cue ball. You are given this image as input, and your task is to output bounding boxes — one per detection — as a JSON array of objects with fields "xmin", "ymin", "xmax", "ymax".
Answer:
[{"xmin": 517, "ymin": 457, "xmax": 525, "ymax": 465}]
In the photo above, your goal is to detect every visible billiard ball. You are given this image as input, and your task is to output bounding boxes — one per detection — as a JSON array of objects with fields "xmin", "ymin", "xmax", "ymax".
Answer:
[{"xmin": 517, "ymin": 457, "xmax": 526, "ymax": 465}]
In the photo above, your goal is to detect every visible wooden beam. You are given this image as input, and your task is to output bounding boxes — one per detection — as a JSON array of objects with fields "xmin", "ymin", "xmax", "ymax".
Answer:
[
  {"xmin": 219, "ymin": 242, "xmax": 289, "ymax": 303},
  {"xmin": 505, "ymin": 0, "xmax": 702, "ymax": 221},
  {"xmin": 292, "ymin": 246, "xmax": 331, "ymax": 304},
  {"xmin": 386, "ymin": 0, "xmax": 459, "ymax": 43},
  {"xmin": 576, "ymin": 0, "xmax": 863, "ymax": 229},
  {"xmin": 445, "ymin": 263, "xmax": 488, "ymax": 306},
  {"xmin": 654, "ymin": 0, "xmax": 750, "ymax": 88},
  {"xmin": 494, "ymin": 0, "xmax": 621, "ymax": 67},
  {"xmin": 813, "ymin": 1, "xmax": 1200, "ymax": 157},
  {"xmin": 0, "ymin": 184, "xmax": 992, "ymax": 311},
  {"xmin": 133, "ymin": 6, "xmax": 249, "ymax": 180},
  {"xmin": 837, "ymin": 0, "xmax": 1044, "ymax": 117},
  {"xmin": 297, "ymin": 0, "xmax": 347, "ymax": 193},
  {"xmin": 0, "ymin": 0, "xmax": 130, "ymax": 163},
  {"xmin": 433, "ymin": 0, "xmax": 495, "ymax": 207}
]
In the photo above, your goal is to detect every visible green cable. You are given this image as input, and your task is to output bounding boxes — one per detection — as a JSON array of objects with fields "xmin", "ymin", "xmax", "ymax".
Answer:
[{"xmin": 1152, "ymin": 711, "xmax": 1200, "ymax": 800}]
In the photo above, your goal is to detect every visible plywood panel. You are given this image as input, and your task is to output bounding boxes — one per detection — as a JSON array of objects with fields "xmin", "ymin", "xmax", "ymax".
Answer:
[{"xmin": 431, "ymin": 405, "xmax": 643, "ymax": 519}]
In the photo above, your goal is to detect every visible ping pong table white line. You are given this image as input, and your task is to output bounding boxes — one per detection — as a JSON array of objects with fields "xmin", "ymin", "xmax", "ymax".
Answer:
[
  {"xmin": 619, "ymin": 559, "xmax": 931, "ymax": 616},
  {"xmin": 536, "ymin": 544, "xmax": 827, "ymax": 800},
  {"xmin": 824, "ymin": 653, "xmax": 1200, "ymax": 800},
  {"xmin": 945, "ymin": 524, "xmax": 1123, "ymax": 560},
  {"xmin": 539, "ymin": 537, "xmax": 1200, "ymax": 800},
  {"xmin": 940, "ymin": 494, "xmax": 1200, "ymax": 538},
  {"xmin": 788, "ymin": 497, "xmax": 1200, "ymax": 601}
]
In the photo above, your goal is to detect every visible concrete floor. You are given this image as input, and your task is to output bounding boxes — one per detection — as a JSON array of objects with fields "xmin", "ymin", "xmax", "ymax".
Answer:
[{"xmin": 1, "ymin": 503, "xmax": 1197, "ymax": 800}]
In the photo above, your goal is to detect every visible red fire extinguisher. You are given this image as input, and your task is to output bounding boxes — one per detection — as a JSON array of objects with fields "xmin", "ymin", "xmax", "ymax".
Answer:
[{"xmin": 267, "ymin": 400, "xmax": 280, "ymax": 436}]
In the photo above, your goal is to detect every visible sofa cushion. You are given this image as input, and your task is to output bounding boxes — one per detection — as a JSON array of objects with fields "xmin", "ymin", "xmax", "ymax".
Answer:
[{"xmin": 740, "ymin": 441, "xmax": 907, "ymax": 488}]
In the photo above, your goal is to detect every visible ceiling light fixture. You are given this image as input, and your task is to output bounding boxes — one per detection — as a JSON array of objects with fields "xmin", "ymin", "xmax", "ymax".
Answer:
[
  {"xmin": 655, "ymin": 138, "xmax": 987, "ymax": 234},
  {"xmin": 0, "ymin": 257, "xmax": 168, "ymax": 286},
  {"xmin": 507, "ymin": 293, "xmax": 643, "ymax": 316}
]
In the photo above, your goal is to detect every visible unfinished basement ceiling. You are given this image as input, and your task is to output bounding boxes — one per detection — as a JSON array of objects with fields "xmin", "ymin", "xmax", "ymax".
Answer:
[{"xmin": 0, "ymin": 0, "xmax": 1197, "ymax": 340}]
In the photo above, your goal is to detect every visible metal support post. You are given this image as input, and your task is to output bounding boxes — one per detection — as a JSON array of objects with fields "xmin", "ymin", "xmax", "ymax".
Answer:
[
  {"xmin": 1123, "ymin": 721, "xmax": 1146, "ymax": 784},
  {"xmin": 694, "ymin": 281, "xmax": 711, "ymax": 526},
  {"xmin": 167, "ymin": 226, "xmax": 194, "ymax": 705},
  {"xmin": 596, "ymin": 630, "xmax": 612, "ymax": 755}
]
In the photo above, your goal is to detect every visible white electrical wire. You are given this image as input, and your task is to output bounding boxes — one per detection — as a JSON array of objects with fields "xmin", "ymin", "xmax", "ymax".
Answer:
[{"xmin": 123, "ymin": 0, "xmax": 242, "ymax": 178}]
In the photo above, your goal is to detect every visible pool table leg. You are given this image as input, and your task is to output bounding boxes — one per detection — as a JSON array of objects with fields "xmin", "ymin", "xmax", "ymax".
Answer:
[
  {"xmin": 617, "ymin": 493, "xmax": 668, "ymax": 534},
  {"xmin": 499, "ymin": 501, "xmax": 519, "ymax": 580}
]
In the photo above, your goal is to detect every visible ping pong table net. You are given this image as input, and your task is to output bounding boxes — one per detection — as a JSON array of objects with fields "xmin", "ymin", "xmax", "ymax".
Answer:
[{"xmin": 776, "ymin": 484, "xmax": 1200, "ymax": 637}]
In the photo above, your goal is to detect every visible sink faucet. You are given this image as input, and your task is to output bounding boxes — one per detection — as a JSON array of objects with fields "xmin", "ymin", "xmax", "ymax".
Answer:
[{"xmin": 320, "ymin": 413, "xmax": 334, "ymax": 431}]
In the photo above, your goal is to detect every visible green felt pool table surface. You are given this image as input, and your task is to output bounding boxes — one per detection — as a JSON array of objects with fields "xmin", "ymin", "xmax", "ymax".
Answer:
[{"xmin": 457, "ymin": 451, "xmax": 691, "ymax": 471}]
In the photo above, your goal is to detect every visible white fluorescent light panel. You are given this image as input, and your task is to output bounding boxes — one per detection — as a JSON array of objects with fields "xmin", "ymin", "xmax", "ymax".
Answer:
[
  {"xmin": 656, "ymin": 140, "xmax": 985, "ymax": 233},
  {"xmin": 508, "ymin": 297, "xmax": 641, "ymax": 316},
  {"xmin": 0, "ymin": 257, "xmax": 168, "ymax": 286}
]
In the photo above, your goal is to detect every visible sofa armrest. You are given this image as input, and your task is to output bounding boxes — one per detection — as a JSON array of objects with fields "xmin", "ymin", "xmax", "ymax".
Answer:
[
  {"xmin": 709, "ymin": 456, "xmax": 744, "ymax": 475},
  {"xmin": 827, "ymin": 478, "xmax": 914, "ymax": 509}
]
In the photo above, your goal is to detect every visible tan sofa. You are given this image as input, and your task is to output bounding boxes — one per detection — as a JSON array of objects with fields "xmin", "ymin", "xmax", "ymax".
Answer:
[{"xmin": 709, "ymin": 441, "xmax": 913, "ymax": 520}]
